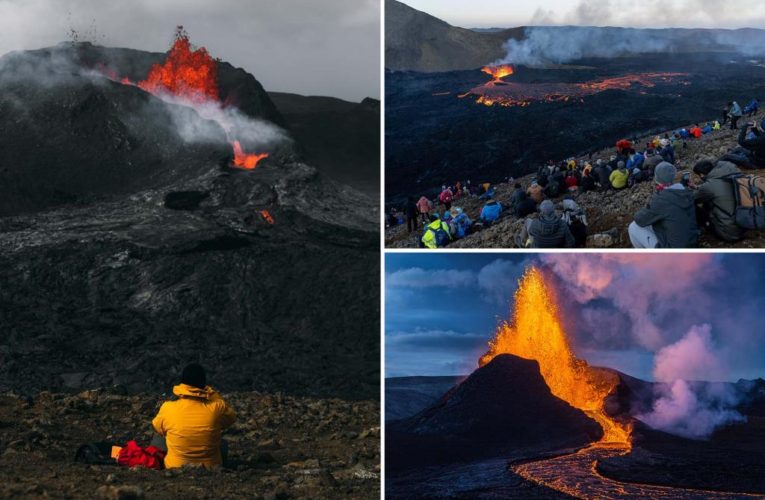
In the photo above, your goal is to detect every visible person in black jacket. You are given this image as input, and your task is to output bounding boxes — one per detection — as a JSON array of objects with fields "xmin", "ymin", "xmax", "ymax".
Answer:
[
  {"xmin": 737, "ymin": 120, "xmax": 765, "ymax": 168},
  {"xmin": 405, "ymin": 197, "xmax": 418, "ymax": 233},
  {"xmin": 628, "ymin": 162, "xmax": 699, "ymax": 248}
]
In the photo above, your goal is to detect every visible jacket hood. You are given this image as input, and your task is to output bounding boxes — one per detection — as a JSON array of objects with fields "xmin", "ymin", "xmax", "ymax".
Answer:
[
  {"xmin": 709, "ymin": 161, "xmax": 740, "ymax": 179},
  {"xmin": 173, "ymin": 383, "xmax": 215, "ymax": 400},
  {"xmin": 539, "ymin": 214, "xmax": 562, "ymax": 235},
  {"xmin": 656, "ymin": 187, "xmax": 695, "ymax": 210}
]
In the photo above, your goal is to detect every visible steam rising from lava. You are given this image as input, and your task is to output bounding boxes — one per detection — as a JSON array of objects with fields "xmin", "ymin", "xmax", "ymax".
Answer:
[
  {"xmin": 480, "ymin": 267, "xmax": 632, "ymax": 445},
  {"xmin": 102, "ymin": 26, "xmax": 281, "ymax": 170},
  {"xmin": 636, "ymin": 324, "xmax": 746, "ymax": 439}
]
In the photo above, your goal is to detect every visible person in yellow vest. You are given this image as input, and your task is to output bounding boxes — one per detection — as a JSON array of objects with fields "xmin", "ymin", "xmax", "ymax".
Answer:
[
  {"xmin": 151, "ymin": 364, "xmax": 237, "ymax": 468},
  {"xmin": 713, "ymin": 120, "xmax": 721, "ymax": 131},
  {"xmin": 609, "ymin": 161, "xmax": 629, "ymax": 190},
  {"xmin": 421, "ymin": 214, "xmax": 452, "ymax": 249}
]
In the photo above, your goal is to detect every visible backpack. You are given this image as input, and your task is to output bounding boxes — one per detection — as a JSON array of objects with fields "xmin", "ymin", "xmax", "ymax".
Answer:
[
  {"xmin": 562, "ymin": 210, "xmax": 588, "ymax": 247},
  {"xmin": 75, "ymin": 442, "xmax": 119, "ymax": 465},
  {"xmin": 427, "ymin": 223, "xmax": 450, "ymax": 247},
  {"xmin": 728, "ymin": 174, "xmax": 765, "ymax": 229},
  {"xmin": 116, "ymin": 441, "xmax": 166, "ymax": 470}
]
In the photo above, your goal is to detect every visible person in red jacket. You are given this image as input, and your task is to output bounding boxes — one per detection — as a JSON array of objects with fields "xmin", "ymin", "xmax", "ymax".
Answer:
[
  {"xmin": 439, "ymin": 186, "xmax": 454, "ymax": 210},
  {"xmin": 564, "ymin": 171, "xmax": 579, "ymax": 191},
  {"xmin": 689, "ymin": 125, "xmax": 702, "ymax": 138}
]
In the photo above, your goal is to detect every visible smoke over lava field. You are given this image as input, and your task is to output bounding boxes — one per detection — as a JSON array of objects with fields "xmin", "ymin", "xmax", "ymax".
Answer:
[
  {"xmin": 385, "ymin": 52, "xmax": 765, "ymax": 201},
  {"xmin": 0, "ymin": 32, "xmax": 379, "ymax": 400}
]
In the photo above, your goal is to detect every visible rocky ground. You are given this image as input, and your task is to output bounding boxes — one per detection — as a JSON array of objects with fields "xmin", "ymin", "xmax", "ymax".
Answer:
[
  {"xmin": 0, "ymin": 389, "xmax": 379, "ymax": 499},
  {"xmin": 386, "ymin": 110, "xmax": 765, "ymax": 248}
]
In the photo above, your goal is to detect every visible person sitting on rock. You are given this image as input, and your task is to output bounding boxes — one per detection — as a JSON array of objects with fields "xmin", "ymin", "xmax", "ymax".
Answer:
[
  {"xmin": 609, "ymin": 161, "xmax": 629, "ymax": 190},
  {"xmin": 421, "ymin": 214, "xmax": 452, "ymax": 249},
  {"xmin": 643, "ymin": 148, "xmax": 663, "ymax": 177},
  {"xmin": 744, "ymin": 98, "xmax": 759, "ymax": 117},
  {"xmin": 689, "ymin": 125, "xmax": 703, "ymax": 138},
  {"xmin": 713, "ymin": 120, "xmax": 721, "ymax": 131},
  {"xmin": 628, "ymin": 162, "xmax": 699, "ymax": 248},
  {"xmin": 702, "ymin": 123, "xmax": 713, "ymax": 134},
  {"xmin": 151, "ymin": 363, "xmax": 237, "ymax": 469},
  {"xmin": 514, "ymin": 192, "xmax": 537, "ymax": 218},
  {"xmin": 736, "ymin": 119, "xmax": 765, "ymax": 168},
  {"xmin": 479, "ymin": 197, "xmax": 502, "ymax": 226},
  {"xmin": 527, "ymin": 181, "xmax": 544, "ymax": 204},
  {"xmin": 509, "ymin": 183, "xmax": 526, "ymax": 210},
  {"xmin": 516, "ymin": 200, "xmax": 575, "ymax": 248},
  {"xmin": 451, "ymin": 207, "xmax": 473, "ymax": 239},
  {"xmin": 564, "ymin": 171, "xmax": 578, "ymax": 192},
  {"xmin": 692, "ymin": 159, "xmax": 745, "ymax": 242},
  {"xmin": 579, "ymin": 168, "xmax": 596, "ymax": 192}
]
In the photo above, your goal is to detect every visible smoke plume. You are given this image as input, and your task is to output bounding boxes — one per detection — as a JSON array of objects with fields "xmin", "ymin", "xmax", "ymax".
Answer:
[{"xmin": 635, "ymin": 325, "xmax": 745, "ymax": 439}]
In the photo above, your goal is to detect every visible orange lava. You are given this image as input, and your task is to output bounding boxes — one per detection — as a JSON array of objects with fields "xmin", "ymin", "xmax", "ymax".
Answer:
[
  {"xmin": 481, "ymin": 64, "xmax": 514, "ymax": 81},
  {"xmin": 233, "ymin": 140, "xmax": 269, "ymax": 170},
  {"xmin": 259, "ymin": 210, "xmax": 275, "ymax": 225},
  {"xmin": 137, "ymin": 26, "xmax": 218, "ymax": 104},
  {"xmin": 480, "ymin": 267, "xmax": 632, "ymax": 445},
  {"xmin": 467, "ymin": 72, "xmax": 688, "ymax": 107},
  {"xmin": 99, "ymin": 26, "xmax": 270, "ymax": 171}
]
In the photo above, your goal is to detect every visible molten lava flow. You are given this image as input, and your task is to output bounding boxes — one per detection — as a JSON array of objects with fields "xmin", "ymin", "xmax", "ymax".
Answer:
[
  {"xmin": 137, "ymin": 26, "xmax": 218, "ymax": 104},
  {"xmin": 466, "ymin": 71, "xmax": 688, "ymax": 107},
  {"xmin": 233, "ymin": 140, "xmax": 269, "ymax": 170},
  {"xmin": 481, "ymin": 64, "xmax": 514, "ymax": 81},
  {"xmin": 480, "ymin": 267, "xmax": 631, "ymax": 445}
]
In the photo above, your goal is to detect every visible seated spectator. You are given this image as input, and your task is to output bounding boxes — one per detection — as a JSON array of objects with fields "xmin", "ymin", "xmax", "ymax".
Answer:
[
  {"xmin": 516, "ymin": 200, "xmax": 575, "ymax": 248},
  {"xmin": 692, "ymin": 159, "xmax": 745, "ymax": 242},
  {"xmin": 609, "ymin": 161, "xmax": 629, "ymax": 190},
  {"xmin": 527, "ymin": 181, "xmax": 544, "ymax": 204},
  {"xmin": 451, "ymin": 207, "xmax": 473, "ymax": 239},
  {"xmin": 628, "ymin": 162, "xmax": 699, "ymax": 248},
  {"xmin": 479, "ymin": 198, "xmax": 503, "ymax": 225}
]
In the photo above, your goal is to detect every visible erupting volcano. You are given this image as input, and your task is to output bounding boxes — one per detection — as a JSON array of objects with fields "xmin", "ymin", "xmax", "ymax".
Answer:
[
  {"xmin": 104, "ymin": 26, "xmax": 269, "ymax": 170},
  {"xmin": 480, "ymin": 267, "xmax": 632, "ymax": 446},
  {"xmin": 462, "ymin": 69, "xmax": 689, "ymax": 107},
  {"xmin": 481, "ymin": 64, "xmax": 514, "ymax": 81}
]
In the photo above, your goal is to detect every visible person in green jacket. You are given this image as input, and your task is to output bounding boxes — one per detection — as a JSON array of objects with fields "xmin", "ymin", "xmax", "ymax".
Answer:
[
  {"xmin": 609, "ymin": 161, "xmax": 629, "ymax": 190},
  {"xmin": 692, "ymin": 159, "xmax": 745, "ymax": 242},
  {"xmin": 421, "ymin": 214, "xmax": 452, "ymax": 249}
]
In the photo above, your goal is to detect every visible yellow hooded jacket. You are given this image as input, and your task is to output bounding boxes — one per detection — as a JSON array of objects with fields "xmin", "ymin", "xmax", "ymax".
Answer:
[{"xmin": 151, "ymin": 384, "xmax": 237, "ymax": 468}]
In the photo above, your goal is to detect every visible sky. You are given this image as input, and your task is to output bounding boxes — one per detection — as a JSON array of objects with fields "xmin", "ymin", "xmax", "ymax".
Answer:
[
  {"xmin": 385, "ymin": 253, "xmax": 765, "ymax": 382},
  {"xmin": 0, "ymin": 0, "xmax": 380, "ymax": 102},
  {"xmin": 400, "ymin": 0, "xmax": 765, "ymax": 29}
]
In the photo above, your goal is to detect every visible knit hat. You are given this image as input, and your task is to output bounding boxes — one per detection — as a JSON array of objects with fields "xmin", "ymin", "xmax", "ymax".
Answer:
[
  {"xmin": 181, "ymin": 363, "xmax": 207, "ymax": 389},
  {"xmin": 654, "ymin": 162, "xmax": 677, "ymax": 185},
  {"xmin": 539, "ymin": 199, "xmax": 555, "ymax": 216}
]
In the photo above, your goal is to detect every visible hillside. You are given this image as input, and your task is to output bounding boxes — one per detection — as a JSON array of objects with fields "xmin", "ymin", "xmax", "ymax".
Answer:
[
  {"xmin": 386, "ymin": 110, "xmax": 765, "ymax": 249},
  {"xmin": 385, "ymin": 0, "xmax": 520, "ymax": 71}
]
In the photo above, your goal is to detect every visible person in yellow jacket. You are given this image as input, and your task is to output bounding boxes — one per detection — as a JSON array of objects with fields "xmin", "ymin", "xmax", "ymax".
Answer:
[
  {"xmin": 421, "ymin": 214, "xmax": 452, "ymax": 249},
  {"xmin": 609, "ymin": 161, "xmax": 629, "ymax": 190},
  {"xmin": 151, "ymin": 363, "xmax": 237, "ymax": 468}
]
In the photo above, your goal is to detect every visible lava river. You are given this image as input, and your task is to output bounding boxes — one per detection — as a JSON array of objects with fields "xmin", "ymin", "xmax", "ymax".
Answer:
[{"xmin": 480, "ymin": 268, "xmax": 762, "ymax": 498}]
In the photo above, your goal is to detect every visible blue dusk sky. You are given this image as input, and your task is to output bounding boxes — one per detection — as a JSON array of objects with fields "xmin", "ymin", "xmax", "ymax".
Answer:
[{"xmin": 385, "ymin": 253, "xmax": 765, "ymax": 382}]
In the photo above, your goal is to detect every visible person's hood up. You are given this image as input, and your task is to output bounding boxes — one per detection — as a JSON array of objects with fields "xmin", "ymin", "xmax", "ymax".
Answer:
[
  {"xmin": 655, "ymin": 186, "xmax": 695, "ymax": 210},
  {"xmin": 173, "ymin": 384, "xmax": 215, "ymax": 400},
  {"xmin": 709, "ymin": 161, "xmax": 740, "ymax": 179}
]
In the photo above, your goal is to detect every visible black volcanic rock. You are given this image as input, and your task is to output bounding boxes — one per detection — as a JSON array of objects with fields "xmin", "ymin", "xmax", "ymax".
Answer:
[
  {"xmin": 0, "ymin": 73, "xmax": 228, "ymax": 216},
  {"xmin": 386, "ymin": 354, "xmax": 602, "ymax": 471},
  {"xmin": 0, "ymin": 44, "xmax": 379, "ymax": 400},
  {"xmin": 269, "ymin": 92, "xmax": 380, "ymax": 194}
]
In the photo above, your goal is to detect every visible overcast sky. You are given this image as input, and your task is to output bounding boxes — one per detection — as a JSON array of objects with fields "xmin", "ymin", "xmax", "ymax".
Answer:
[
  {"xmin": 401, "ymin": 0, "xmax": 765, "ymax": 29},
  {"xmin": 0, "ymin": 0, "xmax": 380, "ymax": 102},
  {"xmin": 386, "ymin": 253, "xmax": 765, "ymax": 382}
]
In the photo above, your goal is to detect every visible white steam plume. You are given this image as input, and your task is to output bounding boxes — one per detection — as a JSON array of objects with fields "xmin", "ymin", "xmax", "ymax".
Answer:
[{"xmin": 636, "ymin": 324, "xmax": 745, "ymax": 439}]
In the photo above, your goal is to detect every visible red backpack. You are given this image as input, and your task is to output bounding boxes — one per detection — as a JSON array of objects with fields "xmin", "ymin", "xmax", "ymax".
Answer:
[{"xmin": 117, "ymin": 441, "xmax": 166, "ymax": 470}]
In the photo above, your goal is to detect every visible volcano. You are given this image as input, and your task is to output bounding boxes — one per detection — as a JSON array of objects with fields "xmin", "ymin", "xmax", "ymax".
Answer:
[{"xmin": 0, "ymin": 36, "xmax": 379, "ymax": 399}]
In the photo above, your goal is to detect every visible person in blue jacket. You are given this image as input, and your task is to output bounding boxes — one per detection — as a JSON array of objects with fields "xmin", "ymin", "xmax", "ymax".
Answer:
[{"xmin": 479, "ymin": 198, "xmax": 503, "ymax": 225}]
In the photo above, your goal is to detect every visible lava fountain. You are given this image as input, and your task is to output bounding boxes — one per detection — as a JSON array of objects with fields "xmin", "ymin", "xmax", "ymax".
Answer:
[
  {"xmin": 481, "ymin": 64, "xmax": 514, "ymax": 81},
  {"xmin": 479, "ymin": 267, "xmax": 632, "ymax": 446},
  {"xmin": 104, "ymin": 26, "xmax": 269, "ymax": 170}
]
